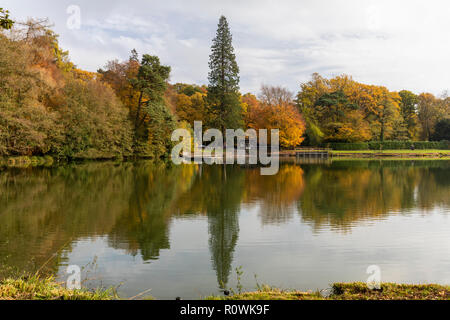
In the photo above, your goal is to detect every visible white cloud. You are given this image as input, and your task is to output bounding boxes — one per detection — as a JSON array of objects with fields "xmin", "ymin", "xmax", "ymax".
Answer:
[{"xmin": 3, "ymin": 0, "xmax": 449, "ymax": 95}]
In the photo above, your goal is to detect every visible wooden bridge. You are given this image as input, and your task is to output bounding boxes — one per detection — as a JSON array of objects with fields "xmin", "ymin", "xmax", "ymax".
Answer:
[{"xmin": 295, "ymin": 148, "xmax": 331, "ymax": 159}]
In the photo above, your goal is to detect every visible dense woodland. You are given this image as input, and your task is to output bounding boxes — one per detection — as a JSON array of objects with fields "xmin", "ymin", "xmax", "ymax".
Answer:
[{"xmin": 0, "ymin": 10, "xmax": 449, "ymax": 159}]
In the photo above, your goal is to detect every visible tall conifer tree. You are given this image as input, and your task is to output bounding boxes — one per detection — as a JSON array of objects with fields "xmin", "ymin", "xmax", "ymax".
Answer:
[{"xmin": 207, "ymin": 16, "xmax": 243, "ymax": 133}]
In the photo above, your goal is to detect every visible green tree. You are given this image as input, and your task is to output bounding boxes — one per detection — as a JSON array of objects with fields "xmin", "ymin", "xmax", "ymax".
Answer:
[
  {"xmin": 431, "ymin": 118, "xmax": 450, "ymax": 141},
  {"xmin": 131, "ymin": 54, "xmax": 171, "ymax": 132},
  {"xmin": 130, "ymin": 54, "xmax": 176, "ymax": 157},
  {"xmin": 314, "ymin": 90, "xmax": 370, "ymax": 142},
  {"xmin": 0, "ymin": 8, "xmax": 14, "ymax": 30},
  {"xmin": 207, "ymin": 16, "xmax": 243, "ymax": 133},
  {"xmin": 173, "ymin": 83, "xmax": 205, "ymax": 96}
]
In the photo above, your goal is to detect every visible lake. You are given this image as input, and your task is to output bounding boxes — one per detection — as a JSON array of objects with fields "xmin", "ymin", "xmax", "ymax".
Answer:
[{"xmin": 0, "ymin": 159, "xmax": 449, "ymax": 299}]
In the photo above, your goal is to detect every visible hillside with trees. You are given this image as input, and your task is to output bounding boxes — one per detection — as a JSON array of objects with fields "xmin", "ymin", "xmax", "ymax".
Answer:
[{"xmin": 0, "ymin": 11, "xmax": 449, "ymax": 160}]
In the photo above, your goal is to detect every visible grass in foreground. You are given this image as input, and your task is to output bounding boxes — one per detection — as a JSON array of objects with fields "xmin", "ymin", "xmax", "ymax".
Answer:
[
  {"xmin": 0, "ymin": 276, "xmax": 114, "ymax": 300},
  {"xmin": 330, "ymin": 282, "xmax": 449, "ymax": 300},
  {"xmin": 207, "ymin": 286, "xmax": 324, "ymax": 300},
  {"xmin": 208, "ymin": 283, "xmax": 450, "ymax": 300},
  {"xmin": 1, "ymin": 277, "xmax": 449, "ymax": 300}
]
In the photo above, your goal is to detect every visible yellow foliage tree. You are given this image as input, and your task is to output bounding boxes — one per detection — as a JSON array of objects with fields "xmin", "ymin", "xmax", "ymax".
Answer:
[
  {"xmin": 245, "ymin": 90, "xmax": 305, "ymax": 148},
  {"xmin": 174, "ymin": 92, "xmax": 207, "ymax": 127}
]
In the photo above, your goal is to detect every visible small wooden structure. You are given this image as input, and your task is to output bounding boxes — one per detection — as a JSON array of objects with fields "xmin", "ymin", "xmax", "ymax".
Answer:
[{"xmin": 295, "ymin": 147, "xmax": 331, "ymax": 159}]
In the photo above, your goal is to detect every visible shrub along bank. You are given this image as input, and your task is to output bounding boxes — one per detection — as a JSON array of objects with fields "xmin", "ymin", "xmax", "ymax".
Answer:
[{"xmin": 327, "ymin": 140, "xmax": 450, "ymax": 151}]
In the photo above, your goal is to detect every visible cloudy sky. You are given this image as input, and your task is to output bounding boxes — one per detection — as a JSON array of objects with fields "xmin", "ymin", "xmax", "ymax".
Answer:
[{"xmin": 4, "ymin": 0, "xmax": 450, "ymax": 95}]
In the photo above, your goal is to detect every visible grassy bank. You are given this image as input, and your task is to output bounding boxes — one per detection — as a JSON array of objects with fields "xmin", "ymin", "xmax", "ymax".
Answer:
[
  {"xmin": 331, "ymin": 149, "xmax": 450, "ymax": 158},
  {"xmin": 1, "ymin": 277, "xmax": 449, "ymax": 300},
  {"xmin": 0, "ymin": 276, "xmax": 114, "ymax": 300},
  {"xmin": 208, "ymin": 283, "xmax": 450, "ymax": 300}
]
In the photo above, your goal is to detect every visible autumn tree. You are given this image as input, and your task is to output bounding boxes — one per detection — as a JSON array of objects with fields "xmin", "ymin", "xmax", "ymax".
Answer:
[
  {"xmin": 207, "ymin": 16, "xmax": 243, "ymax": 133},
  {"xmin": 296, "ymin": 73, "xmax": 409, "ymax": 143},
  {"xmin": 0, "ymin": 33, "xmax": 61, "ymax": 156},
  {"xmin": 10, "ymin": 19, "xmax": 75, "ymax": 73},
  {"xmin": 296, "ymin": 73, "xmax": 327, "ymax": 145},
  {"xmin": 100, "ymin": 51, "xmax": 176, "ymax": 157},
  {"xmin": 175, "ymin": 92, "xmax": 207, "ymax": 127},
  {"xmin": 0, "ymin": 21, "xmax": 133, "ymax": 158},
  {"xmin": 98, "ymin": 50, "xmax": 140, "ymax": 110},
  {"xmin": 375, "ymin": 91, "xmax": 402, "ymax": 142},
  {"xmin": 259, "ymin": 85, "xmax": 294, "ymax": 106},
  {"xmin": 398, "ymin": 90, "xmax": 419, "ymax": 139},
  {"xmin": 242, "ymin": 93, "xmax": 260, "ymax": 129},
  {"xmin": 327, "ymin": 76, "xmax": 400, "ymax": 142},
  {"xmin": 268, "ymin": 104, "xmax": 306, "ymax": 148},
  {"xmin": 246, "ymin": 86, "xmax": 306, "ymax": 148},
  {"xmin": 314, "ymin": 90, "xmax": 371, "ymax": 142},
  {"xmin": 58, "ymin": 78, "xmax": 133, "ymax": 159},
  {"xmin": 417, "ymin": 93, "xmax": 440, "ymax": 140}
]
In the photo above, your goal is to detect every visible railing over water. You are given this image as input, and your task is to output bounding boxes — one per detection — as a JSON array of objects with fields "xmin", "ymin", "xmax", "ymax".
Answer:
[{"xmin": 295, "ymin": 147, "xmax": 331, "ymax": 159}]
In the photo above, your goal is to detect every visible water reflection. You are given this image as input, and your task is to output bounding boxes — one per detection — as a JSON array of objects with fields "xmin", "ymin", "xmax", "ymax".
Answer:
[
  {"xmin": 107, "ymin": 163, "xmax": 197, "ymax": 261},
  {"xmin": 244, "ymin": 165, "xmax": 305, "ymax": 225},
  {"xmin": 0, "ymin": 159, "xmax": 449, "ymax": 295},
  {"xmin": 298, "ymin": 161, "xmax": 450, "ymax": 231}
]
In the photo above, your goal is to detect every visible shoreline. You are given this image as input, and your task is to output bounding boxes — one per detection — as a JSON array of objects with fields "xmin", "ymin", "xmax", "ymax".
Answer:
[
  {"xmin": 1, "ymin": 277, "xmax": 448, "ymax": 300},
  {"xmin": 280, "ymin": 149, "xmax": 450, "ymax": 157},
  {"xmin": 330, "ymin": 150, "xmax": 450, "ymax": 158},
  {"xmin": 209, "ymin": 282, "xmax": 450, "ymax": 300},
  {"xmin": 1, "ymin": 151, "xmax": 450, "ymax": 169}
]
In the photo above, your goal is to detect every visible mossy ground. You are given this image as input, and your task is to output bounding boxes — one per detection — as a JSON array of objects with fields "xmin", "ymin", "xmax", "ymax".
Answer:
[{"xmin": 208, "ymin": 283, "xmax": 450, "ymax": 300}]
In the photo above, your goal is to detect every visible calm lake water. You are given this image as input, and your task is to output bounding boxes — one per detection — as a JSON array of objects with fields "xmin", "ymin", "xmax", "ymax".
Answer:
[{"xmin": 0, "ymin": 159, "xmax": 449, "ymax": 299}]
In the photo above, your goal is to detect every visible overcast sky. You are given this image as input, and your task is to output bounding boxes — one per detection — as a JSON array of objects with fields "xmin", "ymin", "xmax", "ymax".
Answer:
[{"xmin": 4, "ymin": 0, "xmax": 449, "ymax": 95}]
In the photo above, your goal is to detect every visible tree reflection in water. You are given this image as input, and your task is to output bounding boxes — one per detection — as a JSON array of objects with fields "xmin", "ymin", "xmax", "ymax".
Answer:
[{"xmin": 0, "ymin": 159, "xmax": 448, "ymax": 289}]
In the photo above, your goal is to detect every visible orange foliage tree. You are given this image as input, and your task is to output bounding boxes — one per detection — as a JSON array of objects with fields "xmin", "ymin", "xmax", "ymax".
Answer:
[{"xmin": 244, "ymin": 88, "xmax": 305, "ymax": 148}]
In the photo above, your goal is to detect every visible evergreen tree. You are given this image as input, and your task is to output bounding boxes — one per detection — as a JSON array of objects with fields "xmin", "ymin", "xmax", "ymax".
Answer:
[
  {"xmin": 207, "ymin": 16, "xmax": 243, "ymax": 133},
  {"xmin": 130, "ymin": 54, "xmax": 176, "ymax": 157},
  {"xmin": 431, "ymin": 118, "xmax": 450, "ymax": 141},
  {"xmin": 131, "ymin": 54, "xmax": 171, "ymax": 132}
]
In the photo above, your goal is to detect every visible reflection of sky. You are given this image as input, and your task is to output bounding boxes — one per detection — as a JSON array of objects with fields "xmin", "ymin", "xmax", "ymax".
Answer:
[{"xmin": 58, "ymin": 206, "xmax": 450, "ymax": 300}]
